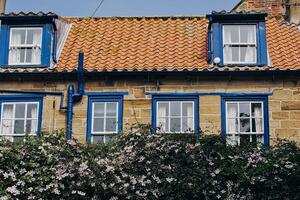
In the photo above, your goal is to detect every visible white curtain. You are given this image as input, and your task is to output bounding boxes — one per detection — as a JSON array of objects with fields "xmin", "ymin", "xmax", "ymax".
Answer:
[
  {"xmin": 254, "ymin": 107, "xmax": 262, "ymax": 133},
  {"xmin": 186, "ymin": 103, "xmax": 193, "ymax": 131},
  {"xmin": 244, "ymin": 26, "xmax": 256, "ymax": 63},
  {"xmin": 1, "ymin": 105, "xmax": 14, "ymax": 141},
  {"xmin": 9, "ymin": 31, "xmax": 22, "ymax": 64},
  {"xmin": 227, "ymin": 104, "xmax": 237, "ymax": 145},
  {"xmin": 157, "ymin": 103, "xmax": 167, "ymax": 132},
  {"xmin": 31, "ymin": 30, "xmax": 42, "ymax": 64},
  {"xmin": 30, "ymin": 105, "xmax": 38, "ymax": 135},
  {"xmin": 223, "ymin": 27, "xmax": 233, "ymax": 63}
]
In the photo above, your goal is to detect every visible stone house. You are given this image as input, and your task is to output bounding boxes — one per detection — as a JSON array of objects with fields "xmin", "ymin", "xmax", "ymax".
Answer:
[{"xmin": 0, "ymin": 0, "xmax": 299, "ymax": 145}]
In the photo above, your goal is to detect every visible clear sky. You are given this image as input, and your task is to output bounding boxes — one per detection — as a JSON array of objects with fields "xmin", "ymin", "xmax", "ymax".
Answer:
[{"xmin": 6, "ymin": 0, "xmax": 240, "ymax": 17}]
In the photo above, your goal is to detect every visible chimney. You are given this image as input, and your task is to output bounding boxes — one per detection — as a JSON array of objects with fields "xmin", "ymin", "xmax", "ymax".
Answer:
[
  {"xmin": 283, "ymin": 0, "xmax": 300, "ymax": 25},
  {"xmin": 0, "ymin": 0, "xmax": 6, "ymax": 14},
  {"xmin": 232, "ymin": 0, "xmax": 284, "ymax": 15}
]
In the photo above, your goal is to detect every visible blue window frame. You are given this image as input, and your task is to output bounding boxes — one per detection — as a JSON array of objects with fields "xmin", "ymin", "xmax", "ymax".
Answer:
[
  {"xmin": 0, "ymin": 95, "xmax": 43, "ymax": 142},
  {"xmin": 221, "ymin": 95, "xmax": 269, "ymax": 147},
  {"xmin": 207, "ymin": 13, "xmax": 268, "ymax": 66},
  {"xmin": 0, "ymin": 23, "xmax": 53, "ymax": 67},
  {"xmin": 151, "ymin": 94, "xmax": 200, "ymax": 136},
  {"xmin": 86, "ymin": 95, "xmax": 124, "ymax": 144}
]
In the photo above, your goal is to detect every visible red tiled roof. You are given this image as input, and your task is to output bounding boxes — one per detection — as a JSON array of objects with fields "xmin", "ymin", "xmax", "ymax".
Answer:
[{"xmin": 1, "ymin": 15, "xmax": 300, "ymax": 73}]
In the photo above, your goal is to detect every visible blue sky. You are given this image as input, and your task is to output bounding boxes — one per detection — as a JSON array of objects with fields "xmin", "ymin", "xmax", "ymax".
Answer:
[{"xmin": 6, "ymin": 0, "xmax": 240, "ymax": 16}]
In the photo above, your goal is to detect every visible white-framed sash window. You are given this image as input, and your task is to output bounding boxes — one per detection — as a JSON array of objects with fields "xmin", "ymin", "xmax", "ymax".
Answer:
[
  {"xmin": 156, "ymin": 101, "xmax": 194, "ymax": 133},
  {"xmin": 223, "ymin": 25, "xmax": 257, "ymax": 64},
  {"xmin": 91, "ymin": 102, "xmax": 119, "ymax": 143},
  {"xmin": 226, "ymin": 101, "xmax": 264, "ymax": 146},
  {"xmin": 0, "ymin": 102, "xmax": 39, "ymax": 142},
  {"xmin": 9, "ymin": 27, "xmax": 43, "ymax": 65}
]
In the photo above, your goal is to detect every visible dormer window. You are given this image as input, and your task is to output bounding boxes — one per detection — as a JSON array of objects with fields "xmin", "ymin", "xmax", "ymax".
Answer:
[
  {"xmin": 9, "ymin": 27, "xmax": 42, "ymax": 65},
  {"xmin": 223, "ymin": 25, "xmax": 257, "ymax": 64},
  {"xmin": 0, "ymin": 13, "xmax": 61, "ymax": 67},
  {"xmin": 207, "ymin": 13, "xmax": 268, "ymax": 66}
]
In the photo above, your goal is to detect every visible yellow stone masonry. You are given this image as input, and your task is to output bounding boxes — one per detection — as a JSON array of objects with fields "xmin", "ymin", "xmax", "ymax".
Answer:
[{"xmin": 0, "ymin": 77, "xmax": 299, "ymax": 144}]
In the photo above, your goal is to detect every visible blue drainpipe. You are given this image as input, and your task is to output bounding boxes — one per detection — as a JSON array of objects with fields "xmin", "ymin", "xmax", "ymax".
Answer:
[{"xmin": 66, "ymin": 52, "xmax": 85, "ymax": 140}]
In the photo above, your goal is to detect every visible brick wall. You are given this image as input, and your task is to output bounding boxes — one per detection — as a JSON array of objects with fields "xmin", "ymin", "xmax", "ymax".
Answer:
[
  {"xmin": 234, "ymin": 0, "xmax": 284, "ymax": 15},
  {"xmin": 0, "ymin": 74, "xmax": 299, "ymax": 144}
]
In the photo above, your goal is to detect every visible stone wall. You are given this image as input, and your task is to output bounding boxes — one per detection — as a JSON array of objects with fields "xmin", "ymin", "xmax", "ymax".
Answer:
[{"xmin": 0, "ymin": 74, "xmax": 299, "ymax": 144}]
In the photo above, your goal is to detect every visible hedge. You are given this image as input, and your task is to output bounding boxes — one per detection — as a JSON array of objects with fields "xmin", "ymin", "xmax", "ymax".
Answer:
[{"xmin": 0, "ymin": 125, "xmax": 299, "ymax": 200}]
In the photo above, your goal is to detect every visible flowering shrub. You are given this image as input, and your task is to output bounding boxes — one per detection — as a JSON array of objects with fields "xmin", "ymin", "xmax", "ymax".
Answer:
[{"xmin": 0, "ymin": 126, "xmax": 299, "ymax": 199}]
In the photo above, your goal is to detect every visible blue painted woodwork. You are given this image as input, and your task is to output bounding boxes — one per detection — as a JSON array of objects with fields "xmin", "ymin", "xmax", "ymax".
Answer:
[
  {"xmin": 206, "ymin": 13, "xmax": 268, "ymax": 66},
  {"xmin": 151, "ymin": 94, "xmax": 200, "ymax": 136},
  {"xmin": 221, "ymin": 95, "xmax": 270, "ymax": 147},
  {"xmin": 86, "ymin": 95, "xmax": 125, "ymax": 143}
]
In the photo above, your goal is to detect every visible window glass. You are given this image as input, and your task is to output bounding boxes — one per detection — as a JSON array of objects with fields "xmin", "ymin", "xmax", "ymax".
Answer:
[
  {"xmin": 91, "ymin": 101, "xmax": 119, "ymax": 144},
  {"xmin": 226, "ymin": 101, "xmax": 264, "ymax": 146},
  {"xmin": 223, "ymin": 25, "xmax": 257, "ymax": 64},
  {"xmin": 0, "ymin": 102, "xmax": 39, "ymax": 142},
  {"xmin": 9, "ymin": 27, "xmax": 42, "ymax": 65},
  {"xmin": 157, "ymin": 101, "xmax": 194, "ymax": 133}
]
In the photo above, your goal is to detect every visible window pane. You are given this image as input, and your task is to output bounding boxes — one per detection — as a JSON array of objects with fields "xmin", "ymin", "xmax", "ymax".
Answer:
[
  {"xmin": 14, "ymin": 120, "xmax": 25, "ymax": 134},
  {"xmin": 92, "ymin": 135, "xmax": 104, "ymax": 144},
  {"xmin": 226, "ymin": 134, "xmax": 238, "ymax": 146},
  {"xmin": 11, "ymin": 29, "xmax": 26, "ymax": 45},
  {"xmin": 27, "ymin": 104, "xmax": 38, "ymax": 118},
  {"xmin": 19, "ymin": 48, "xmax": 26, "ymax": 63},
  {"xmin": 106, "ymin": 118, "xmax": 117, "ymax": 132},
  {"xmin": 252, "ymin": 118, "xmax": 263, "ymax": 133},
  {"xmin": 15, "ymin": 104, "xmax": 26, "ymax": 118},
  {"xmin": 170, "ymin": 102, "xmax": 181, "ymax": 116},
  {"xmin": 92, "ymin": 135, "xmax": 116, "ymax": 144},
  {"xmin": 106, "ymin": 102, "xmax": 117, "ymax": 117},
  {"xmin": 239, "ymin": 103, "xmax": 250, "ymax": 117},
  {"xmin": 240, "ymin": 47, "xmax": 256, "ymax": 63},
  {"xmin": 2, "ymin": 104, "xmax": 13, "ymax": 118},
  {"xmin": 240, "ymin": 118, "xmax": 250, "ymax": 132},
  {"xmin": 182, "ymin": 102, "xmax": 193, "ymax": 117},
  {"xmin": 25, "ymin": 48, "xmax": 33, "ymax": 63},
  {"xmin": 157, "ymin": 117, "xmax": 169, "ymax": 132},
  {"xmin": 240, "ymin": 25, "xmax": 256, "ymax": 43},
  {"xmin": 94, "ymin": 103, "xmax": 105, "ymax": 117},
  {"xmin": 227, "ymin": 119, "xmax": 238, "ymax": 133},
  {"xmin": 223, "ymin": 25, "xmax": 239, "ymax": 43},
  {"xmin": 26, "ymin": 119, "xmax": 37, "ymax": 134},
  {"xmin": 227, "ymin": 103, "xmax": 238, "ymax": 118},
  {"xmin": 27, "ymin": 29, "xmax": 42, "ymax": 45},
  {"xmin": 93, "ymin": 118, "xmax": 104, "ymax": 132},
  {"xmin": 240, "ymin": 134, "xmax": 250, "ymax": 146},
  {"xmin": 170, "ymin": 118, "xmax": 181, "ymax": 132},
  {"xmin": 182, "ymin": 117, "xmax": 193, "ymax": 132},
  {"xmin": 157, "ymin": 102, "xmax": 169, "ymax": 117},
  {"xmin": 224, "ymin": 47, "xmax": 239, "ymax": 63},
  {"xmin": 251, "ymin": 103, "xmax": 262, "ymax": 117}
]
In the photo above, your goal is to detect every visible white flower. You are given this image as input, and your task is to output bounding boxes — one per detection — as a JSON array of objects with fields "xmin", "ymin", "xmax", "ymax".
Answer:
[
  {"xmin": 214, "ymin": 169, "xmax": 221, "ymax": 174},
  {"xmin": 166, "ymin": 177, "xmax": 176, "ymax": 183},
  {"xmin": 53, "ymin": 188, "xmax": 60, "ymax": 195},
  {"xmin": 6, "ymin": 185, "xmax": 20, "ymax": 196}
]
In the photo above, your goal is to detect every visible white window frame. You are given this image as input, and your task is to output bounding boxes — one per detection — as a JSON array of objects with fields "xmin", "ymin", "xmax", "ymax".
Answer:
[
  {"xmin": 8, "ymin": 27, "xmax": 43, "ymax": 65},
  {"xmin": 0, "ymin": 102, "xmax": 39, "ymax": 137},
  {"xmin": 91, "ymin": 102, "xmax": 119, "ymax": 135},
  {"xmin": 222, "ymin": 25, "xmax": 257, "ymax": 65},
  {"xmin": 156, "ymin": 101, "xmax": 194, "ymax": 133},
  {"xmin": 225, "ymin": 101, "xmax": 264, "ymax": 145}
]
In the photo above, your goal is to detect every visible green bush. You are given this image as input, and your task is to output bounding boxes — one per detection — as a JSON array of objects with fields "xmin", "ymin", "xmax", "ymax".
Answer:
[{"xmin": 0, "ymin": 126, "xmax": 299, "ymax": 200}]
